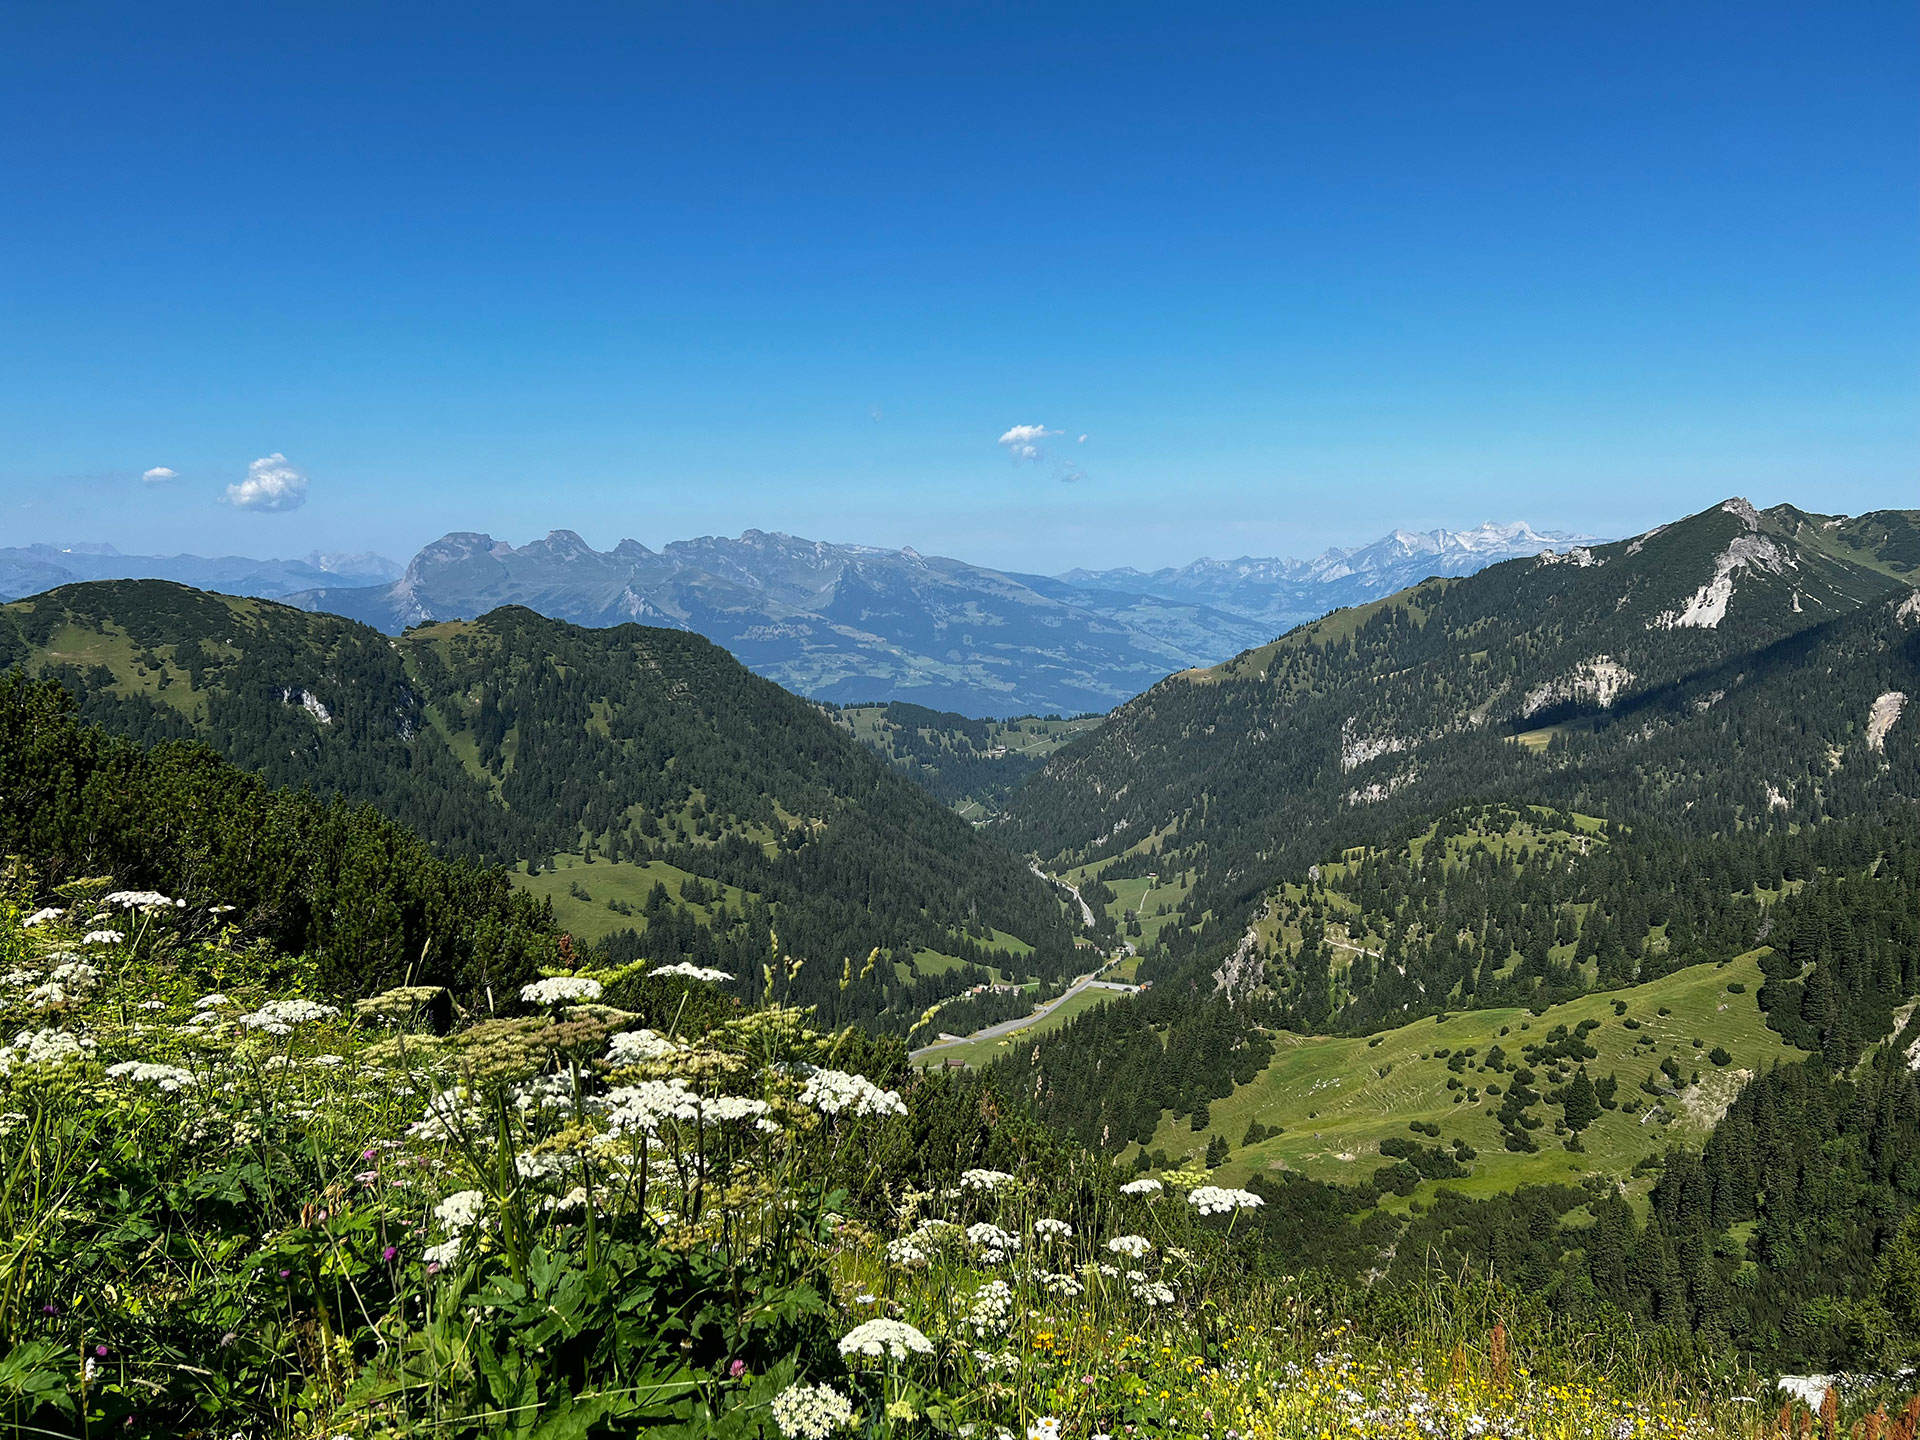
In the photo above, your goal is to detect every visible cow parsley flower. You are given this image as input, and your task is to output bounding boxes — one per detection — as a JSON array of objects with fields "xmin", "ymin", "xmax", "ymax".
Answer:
[
  {"xmin": 648, "ymin": 962, "xmax": 733, "ymax": 983},
  {"xmin": 102, "ymin": 890, "xmax": 174, "ymax": 911},
  {"xmin": 966, "ymin": 1278, "xmax": 1014, "ymax": 1334},
  {"xmin": 974, "ymin": 1348, "xmax": 1020, "ymax": 1375},
  {"xmin": 769, "ymin": 1381, "xmax": 855, "ymax": 1439},
  {"xmin": 1119, "ymin": 1177, "xmax": 1163, "ymax": 1196},
  {"xmin": 597, "ymin": 1079, "xmax": 698, "ymax": 1134},
  {"xmin": 966, "ymin": 1223, "xmax": 1020, "ymax": 1262},
  {"xmin": 81, "ymin": 930, "xmax": 124, "ymax": 946},
  {"xmin": 0, "ymin": 1027, "xmax": 95, "ymax": 1074},
  {"xmin": 106, "ymin": 1061, "xmax": 195, "ymax": 1092},
  {"xmin": 434, "ymin": 1190, "xmax": 488, "ymax": 1235},
  {"xmin": 885, "ymin": 1237, "xmax": 929, "ymax": 1268},
  {"xmin": 1040, "ymin": 1270, "xmax": 1085, "ymax": 1297},
  {"xmin": 1188, "ymin": 1185, "xmax": 1264, "ymax": 1215},
  {"xmin": 519, "ymin": 976, "xmax": 603, "ymax": 1006},
  {"xmin": 1130, "ymin": 1276, "xmax": 1176, "ymax": 1307},
  {"xmin": 22, "ymin": 907, "xmax": 63, "ymax": 928},
  {"xmin": 837, "ymin": 1317, "xmax": 933, "ymax": 1361},
  {"xmin": 959, "ymin": 1167, "xmax": 1014, "ymax": 1192},
  {"xmin": 236, "ymin": 999, "xmax": 339, "ymax": 1035},
  {"xmin": 1033, "ymin": 1217, "xmax": 1073, "ymax": 1241},
  {"xmin": 797, "ymin": 1066, "xmax": 907, "ymax": 1118},
  {"xmin": 1107, "ymin": 1234, "xmax": 1152, "ymax": 1258},
  {"xmin": 606, "ymin": 1028, "xmax": 679, "ymax": 1064},
  {"xmin": 423, "ymin": 1239, "xmax": 462, "ymax": 1267}
]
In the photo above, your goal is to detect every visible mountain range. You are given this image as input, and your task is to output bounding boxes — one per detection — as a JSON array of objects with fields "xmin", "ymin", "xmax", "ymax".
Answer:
[
  {"xmin": 0, "ymin": 520, "xmax": 1599, "ymax": 717},
  {"xmin": 0, "ymin": 542, "xmax": 401, "ymax": 600},
  {"xmin": 274, "ymin": 520, "xmax": 1594, "ymax": 715}
]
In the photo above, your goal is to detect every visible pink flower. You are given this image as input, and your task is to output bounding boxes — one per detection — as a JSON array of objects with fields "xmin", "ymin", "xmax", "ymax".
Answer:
[{"xmin": 728, "ymin": 1359, "xmax": 746, "ymax": 1379}]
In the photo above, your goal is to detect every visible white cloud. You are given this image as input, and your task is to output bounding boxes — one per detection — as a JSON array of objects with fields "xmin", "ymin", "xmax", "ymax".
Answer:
[
  {"xmin": 998, "ymin": 422, "xmax": 1088, "ymax": 482},
  {"xmin": 141, "ymin": 466, "xmax": 178, "ymax": 485},
  {"xmin": 225, "ymin": 453, "xmax": 308, "ymax": 512},
  {"xmin": 997, "ymin": 423, "xmax": 1060, "ymax": 462}
]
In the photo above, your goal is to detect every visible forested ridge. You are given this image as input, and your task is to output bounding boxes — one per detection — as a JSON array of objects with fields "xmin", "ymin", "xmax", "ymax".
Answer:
[{"xmin": 0, "ymin": 583, "xmax": 1082, "ymax": 1028}]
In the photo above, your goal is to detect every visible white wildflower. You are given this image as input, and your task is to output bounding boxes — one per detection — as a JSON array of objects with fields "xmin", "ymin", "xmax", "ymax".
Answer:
[
  {"xmin": 837, "ymin": 1317, "xmax": 933, "ymax": 1361},
  {"xmin": 236, "ymin": 999, "xmax": 339, "ymax": 1035},
  {"xmin": 885, "ymin": 1237, "xmax": 929, "ymax": 1268},
  {"xmin": 798, "ymin": 1066, "xmax": 907, "ymax": 1118},
  {"xmin": 22, "ymin": 907, "xmax": 63, "ymax": 928},
  {"xmin": 81, "ymin": 930, "xmax": 124, "ymax": 946},
  {"xmin": 507, "ymin": 1073, "xmax": 578, "ymax": 1116},
  {"xmin": 0, "ymin": 1027, "xmax": 95, "ymax": 1073},
  {"xmin": 1107, "ymin": 1234, "xmax": 1152, "ymax": 1258},
  {"xmin": 1130, "ymin": 1276, "xmax": 1176, "ymax": 1306},
  {"xmin": 959, "ymin": 1167, "xmax": 1014, "ymax": 1192},
  {"xmin": 103, "ymin": 890, "xmax": 174, "ymax": 911},
  {"xmin": 105, "ymin": 1061, "xmax": 196, "ymax": 1092},
  {"xmin": 1, "ymin": 969, "xmax": 39, "ymax": 987},
  {"xmin": 433, "ymin": 1190, "xmax": 488, "ymax": 1235},
  {"xmin": 596, "ymin": 1079, "xmax": 702, "ymax": 1135},
  {"xmin": 423, "ymin": 1238, "xmax": 462, "ymax": 1267},
  {"xmin": 1032, "ymin": 1217, "xmax": 1073, "ymax": 1241},
  {"xmin": 1119, "ymin": 1177, "xmax": 1163, "ymax": 1196},
  {"xmin": 769, "ymin": 1381, "xmax": 856, "ymax": 1439},
  {"xmin": 1040, "ymin": 1271, "xmax": 1084, "ymax": 1297},
  {"xmin": 1188, "ymin": 1185, "xmax": 1265, "ymax": 1215},
  {"xmin": 648, "ymin": 962, "xmax": 733, "ymax": 983},
  {"xmin": 606, "ymin": 1028, "xmax": 679, "ymax": 1064},
  {"xmin": 1029, "ymin": 1420, "xmax": 1062, "ymax": 1440},
  {"xmin": 967, "ymin": 1278, "xmax": 1014, "ymax": 1334},
  {"xmin": 966, "ymin": 1222, "xmax": 1020, "ymax": 1263},
  {"xmin": 519, "ymin": 976, "xmax": 603, "ymax": 1006},
  {"xmin": 973, "ymin": 1348, "xmax": 1019, "ymax": 1375},
  {"xmin": 195, "ymin": 994, "xmax": 231, "ymax": 1009}
]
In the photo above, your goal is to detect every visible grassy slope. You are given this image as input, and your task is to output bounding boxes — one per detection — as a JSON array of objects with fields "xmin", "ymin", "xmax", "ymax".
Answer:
[
  {"xmin": 1155, "ymin": 950, "xmax": 1799, "ymax": 1203},
  {"xmin": 916, "ymin": 985, "xmax": 1119, "ymax": 1067},
  {"xmin": 511, "ymin": 853, "xmax": 758, "ymax": 945}
]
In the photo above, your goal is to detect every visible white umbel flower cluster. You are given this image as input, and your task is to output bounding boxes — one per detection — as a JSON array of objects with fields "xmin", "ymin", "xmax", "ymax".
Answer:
[
  {"xmin": 81, "ymin": 930, "xmax": 124, "ymax": 946},
  {"xmin": 797, "ymin": 1066, "xmax": 907, "ymax": 1118},
  {"xmin": 1130, "ymin": 1276, "xmax": 1176, "ymax": 1307},
  {"xmin": 1107, "ymin": 1233, "xmax": 1152, "ymax": 1258},
  {"xmin": 836, "ymin": 1317, "xmax": 933, "ymax": 1361},
  {"xmin": 102, "ymin": 890, "xmax": 180, "ymax": 911},
  {"xmin": 1119, "ymin": 1177, "xmax": 1163, "ymax": 1196},
  {"xmin": 1188, "ymin": 1185, "xmax": 1265, "ymax": 1215},
  {"xmin": 965, "ymin": 1222, "xmax": 1020, "ymax": 1263},
  {"xmin": 106, "ymin": 1061, "xmax": 196, "ymax": 1092},
  {"xmin": 1032, "ymin": 1217, "xmax": 1073, "ymax": 1241},
  {"xmin": 434, "ymin": 1189, "xmax": 488, "ymax": 1235},
  {"xmin": 0, "ymin": 1027, "xmax": 96, "ymax": 1074},
  {"xmin": 966, "ymin": 1278, "xmax": 1014, "ymax": 1334},
  {"xmin": 22, "ymin": 907, "xmax": 64, "ymax": 928},
  {"xmin": 519, "ymin": 976, "xmax": 604, "ymax": 1006},
  {"xmin": 236, "ymin": 999, "xmax": 340, "ymax": 1035},
  {"xmin": 769, "ymin": 1381, "xmax": 855, "ymax": 1439},
  {"xmin": 596, "ymin": 1080, "xmax": 775, "ymax": 1135},
  {"xmin": 606, "ymin": 1029, "xmax": 679, "ymax": 1065},
  {"xmin": 958, "ymin": 1167, "xmax": 1014, "ymax": 1192},
  {"xmin": 648, "ymin": 962, "xmax": 733, "ymax": 983}
]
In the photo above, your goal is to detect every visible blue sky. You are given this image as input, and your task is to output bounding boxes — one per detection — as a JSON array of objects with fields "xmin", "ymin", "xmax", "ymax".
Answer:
[{"xmin": 3, "ymin": 2, "xmax": 1914, "ymax": 571}]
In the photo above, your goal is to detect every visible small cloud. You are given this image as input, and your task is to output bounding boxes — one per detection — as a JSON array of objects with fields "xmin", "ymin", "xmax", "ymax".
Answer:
[
  {"xmin": 998, "ymin": 422, "xmax": 1087, "ymax": 483},
  {"xmin": 142, "ymin": 466, "xmax": 178, "ymax": 485},
  {"xmin": 997, "ymin": 423, "xmax": 1060, "ymax": 462},
  {"xmin": 225, "ymin": 453, "xmax": 308, "ymax": 512}
]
